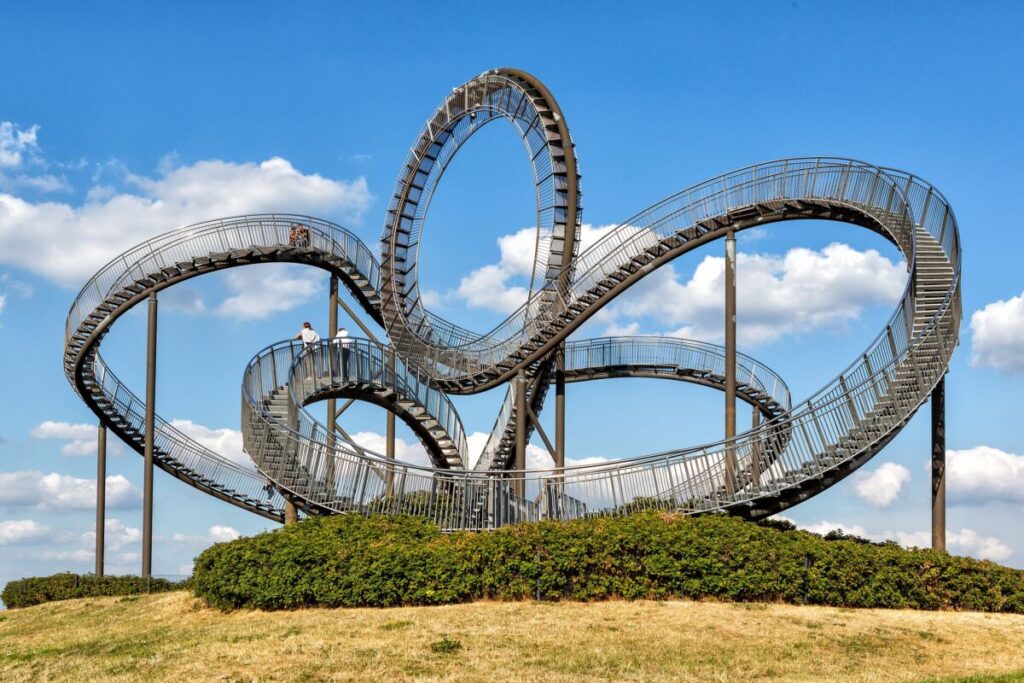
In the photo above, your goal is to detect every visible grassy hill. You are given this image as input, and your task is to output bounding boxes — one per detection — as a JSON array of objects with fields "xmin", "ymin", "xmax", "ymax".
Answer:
[{"xmin": 2, "ymin": 592, "xmax": 1024, "ymax": 682}]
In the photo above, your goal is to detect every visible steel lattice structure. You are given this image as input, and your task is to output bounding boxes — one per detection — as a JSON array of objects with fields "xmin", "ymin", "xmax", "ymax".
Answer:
[{"xmin": 65, "ymin": 68, "xmax": 961, "ymax": 538}]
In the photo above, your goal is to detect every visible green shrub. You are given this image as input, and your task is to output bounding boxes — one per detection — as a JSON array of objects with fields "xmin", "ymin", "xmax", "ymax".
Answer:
[
  {"xmin": 430, "ymin": 637, "xmax": 463, "ymax": 654},
  {"xmin": 191, "ymin": 513, "xmax": 1024, "ymax": 612},
  {"xmin": 2, "ymin": 573, "xmax": 185, "ymax": 609}
]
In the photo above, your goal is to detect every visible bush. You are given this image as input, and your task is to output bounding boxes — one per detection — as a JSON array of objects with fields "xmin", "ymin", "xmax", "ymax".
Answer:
[
  {"xmin": 2, "ymin": 573, "xmax": 185, "ymax": 609},
  {"xmin": 191, "ymin": 513, "xmax": 1024, "ymax": 613}
]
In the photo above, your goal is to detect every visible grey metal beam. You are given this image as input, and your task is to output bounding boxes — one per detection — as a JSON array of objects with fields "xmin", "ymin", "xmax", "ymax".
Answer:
[
  {"xmin": 724, "ymin": 229, "xmax": 738, "ymax": 495},
  {"xmin": 386, "ymin": 411, "xmax": 396, "ymax": 497},
  {"xmin": 284, "ymin": 500, "xmax": 299, "ymax": 525},
  {"xmin": 95, "ymin": 423, "xmax": 106, "ymax": 577},
  {"xmin": 514, "ymin": 371, "xmax": 527, "ymax": 498},
  {"xmin": 751, "ymin": 408, "xmax": 761, "ymax": 488},
  {"xmin": 338, "ymin": 294, "xmax": 380, "ymax": 344},
  {"xmin": 142, "ymin": 291, "xmax": 157, "ymax": 578},
  {"xmin": 326, "ymin": 275, "xmax": 339, "ymax": 494},
  {"xmin": 526, "ymin": 402, "xmax": 556, "ymax": 459},
  {"xmin": 555, "ymin": 345, "xmax": 565, "ymax": 472},
  {"xmin": 932, "ymin": 375, "xmax": 946, "ymax": 552}
]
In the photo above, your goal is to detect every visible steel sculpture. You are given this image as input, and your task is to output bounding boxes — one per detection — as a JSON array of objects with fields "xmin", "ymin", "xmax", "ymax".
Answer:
[{"xmin": 63, "ymin": 69, "xmax": 960, "ymax": 576}]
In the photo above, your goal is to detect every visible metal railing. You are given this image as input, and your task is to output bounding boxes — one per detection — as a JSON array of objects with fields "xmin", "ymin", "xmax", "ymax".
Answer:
[
  {"xmin": 63, "ymin": 154, "xmax": 960, "ymax": 529},
  {"xmin": 232, "ymin": 161, "xmax": 959, "ymax": 526}
]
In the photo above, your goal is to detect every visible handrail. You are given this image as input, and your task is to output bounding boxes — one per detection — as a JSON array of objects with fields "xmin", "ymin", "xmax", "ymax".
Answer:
[{"xmin": 62, "ymin": 69, "xmax": 960, "ymax": 529}]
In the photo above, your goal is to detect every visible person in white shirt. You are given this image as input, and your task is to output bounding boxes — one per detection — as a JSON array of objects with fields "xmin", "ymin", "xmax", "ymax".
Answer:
[
  {"xmin": 294, "ymin": 322, "xmax": 322, "ymax": 380},
  {"xmin": 294, "ymin": 322, "xmax": 321, "ymax": 346},
  {"xmin": 333, "ymin": 327, "xmax": 353, "ymax": 377}
]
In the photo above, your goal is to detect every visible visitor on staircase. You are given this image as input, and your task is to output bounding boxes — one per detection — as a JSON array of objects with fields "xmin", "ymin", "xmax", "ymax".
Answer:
[{"xmin": 333, "ymin": 327, "xmax": 352, "ymax": 378}]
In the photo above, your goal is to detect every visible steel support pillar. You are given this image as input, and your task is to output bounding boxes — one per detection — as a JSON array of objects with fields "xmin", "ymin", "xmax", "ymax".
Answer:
[
  {"xmin": 284, "ymin": 501, "xmax": 299, "ymax": 525},
  {"xmin": 724, "ymin": 229, "xmax": 738, "ymax": 494},
  {"xmin": 514, "ymin": 371, "xmax": 527, "ymax": 499},
  {"xmin": 386, "ymin": 411, "xmax": 396, "ymax": 497},
  {"xmin": 95, "ymin": 423, "xmax": 106, "ymax": 577},
  {"xmin": 142, "ymin": 291, "xmax": 157, "ymax": 578},
  {"xmin": 555, "ymin": 345, "xmax": 566, "ymax": 473},
  {"xmin": 326, "ymin": 276, "xmax": 338, "ymax": 495},
  {"xmin": 751, "ymin": 408, "xmax": 761, "ymax": 488},
  {"xmin": 931, "ymin": 375, "xmax": 946, "ymax": 552}
]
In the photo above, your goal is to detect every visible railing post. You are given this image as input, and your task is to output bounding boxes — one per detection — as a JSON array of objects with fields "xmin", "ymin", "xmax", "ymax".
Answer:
[
  {"xmin": 932, "ymin": 375, "xmax": 946, "ymax": 552},
  {"xmin": 142, "ymin": 290, "xmax": 157, "ymax": 578},
  {"xmin": 95, "ymin": 423, "xmax": 106, "ymax": 577},
  {"xmin": 724, "ymin": 229, "xmax": 738, "ymax": 495}
]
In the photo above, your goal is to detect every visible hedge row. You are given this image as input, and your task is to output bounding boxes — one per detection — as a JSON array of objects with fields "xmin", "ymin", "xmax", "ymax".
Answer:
[
  {"xmin": 191, "ymin": 513, "xmax": 1024, "ymax": 612},
  {"xmin": 2, "ymin": 573, "xmax": 185, "ymax": 609}
]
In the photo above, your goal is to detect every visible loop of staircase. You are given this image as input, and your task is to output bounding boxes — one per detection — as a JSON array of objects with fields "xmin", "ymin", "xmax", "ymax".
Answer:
[{"xmin": 63, "ymin": 69, "xmax": 961, "ymax": 528}]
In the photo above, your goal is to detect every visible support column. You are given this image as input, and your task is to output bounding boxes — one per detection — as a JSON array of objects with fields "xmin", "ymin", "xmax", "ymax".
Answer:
[
  {"xmin": 514, "ymin": 371, "xmax": 527, "ymax": 499},
  {"xmin": 95, "ymin": 424, "xmax": 106, "ymax": 577},
  {"xmin": 325, "ymin": 276, "xmax": 338, "ymax": 495},
  {"xmin": 751, "ymin": 408, "xmax": 761, "ymax": 488},
  {"xmin": 142, "ymin": 291, "xmax": 157, "ymax": 578},
  {"xmin": 555, "ymin": 345, "xmax": 566, "ymax": 473},
  {"xmin": 284, "ymin": 501, "xmax": 299, "ymax": 525},
  {"xmin": 724, "ymin": 229, "xmax": 738, "ymax": 494},
  {"xmin": 283, "ymin": 393, "xmax": 299, "ymax": 526},
  {"xmin": 386, "ymin": 411, "xmax": 396, "ymax": 497},
  {"xmin": 931, "ymin": 375, "xmax": 946, "ymax": 552}
]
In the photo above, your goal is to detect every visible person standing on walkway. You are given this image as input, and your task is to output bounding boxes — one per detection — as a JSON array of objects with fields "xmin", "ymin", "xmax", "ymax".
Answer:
[
  {"xmin": 295, "ymin": 322, "xmax": 320, "ymax": 346},
  {"xmin": 333, "ymin": 326, "xmax": 353, "ymax": 377},
  {"xmin": 294, "ymin": 322, "xmax": 321, "ymax": 380}
]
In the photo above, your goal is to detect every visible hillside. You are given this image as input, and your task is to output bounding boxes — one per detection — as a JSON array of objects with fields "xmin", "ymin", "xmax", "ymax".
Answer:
[{"xmin": 2, "ymin": 592, "xmax": 1023, "ymax": 682}]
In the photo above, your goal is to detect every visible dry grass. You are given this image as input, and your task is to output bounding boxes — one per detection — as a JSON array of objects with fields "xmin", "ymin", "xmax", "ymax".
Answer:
[{"xmin": 1, "ymin": 592, "xmax": 1023, "ymax": 682}]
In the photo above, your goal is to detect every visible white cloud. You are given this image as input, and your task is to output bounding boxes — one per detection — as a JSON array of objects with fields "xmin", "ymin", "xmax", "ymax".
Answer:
[
  {"xmin": 945, "ymin": 445, "xmax": 1024, "ymax": 505},
  {"xmin": 0, "ymin": 470, "xmax": 140, "ymax": 511},
  {"xmin": 0, "ymin": 273, "xmax": 33, "ymax": 298},
  {"xmin": 789, "ymin": 518, "xmax": 1012, "ymax": 562},
  {"xmin": 168, "ymin": 525, "xmax": 240, "ymax": 577},
  {"xmin": 447, "ymin": 223, "xmax": 904, "ymax": 346},
  {"xmin": 30, "ymin": 420, "xmax": 124, "ymax": 457},
  {"xmin": 168, "ymin": 419, "xmax": 253, "ymax": 470},
  {"xmin": 453, "ymin": 224, "xmax": 619, "ymax": 314},
  {"xmin": 159, "ymin": 285, "xmax": 206, "ymax": 314},
  {"xmin": 853, "ymin": 462, "xmax": 910, "ymax": 507},
  {"xmin": 464, "ymin": 429, "xmax": 607, "ymax": 471},
  {"xmin": 213, "ymin": 264, "xmax": 324, "ymax": 320},
  {"xmin": 135, "ymin": 263, "xmax": 324, "ymax": 320},
  {"xmin": 456, "ymin": 263, "xmax": 531, "ymax": 313},
  {"xmin": 602, "ymin": 243, "xmax": 905, "ymax": 346},
  {"xmin": 0, "ymin": 272, "xmax": 33, "ymax": 326},
  {"xmin": 81, "ymin": 518, "xmax": 141, "ymax": 551},
  {"xmin": 350, "ymin": 431, "xmax": 433, "ymax": 468},
  {"xmin": 0, "ymin": 144, "xmax": 373, "ymax": 286},
  {"xmin": 38, "ymin": 548, "xmax": 93, "ymax": 563},
  {"xmin": 171, "ymin": 524, "xmax": 240, "ymax": 545},
  {"xmin": 945, "ymin": 529, "xmax": 1013, "ymax": 562},
  {"xmin": 208, "ymin": 525, "xmax": 241, "ymax": 543},
  {"xmin": 797, "ymin": 519, "xmax": 870, "ymax": 538},
  {"xmin": 0, "ymin": 123, "xmax": 69, "ymax": 194},
  {"xmin": 970, "ymin": 292, "xmax": 1024, "ymax": 374},
  {"xmin": 0, "ymin": 122, "xmax": 39, "ymax": 168},
  {"xmin": 0, "ymin": 519, "xmax": 51, "ymax": 545}
]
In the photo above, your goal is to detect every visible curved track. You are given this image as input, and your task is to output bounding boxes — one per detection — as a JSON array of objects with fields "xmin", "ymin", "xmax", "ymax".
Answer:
[{"xmin": 64, "ymin": 68, "xmax": 961, "ymax": 529}]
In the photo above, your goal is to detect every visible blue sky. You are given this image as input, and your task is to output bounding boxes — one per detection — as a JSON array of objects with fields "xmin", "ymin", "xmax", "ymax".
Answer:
[{"xmin": 1, "ymin": 1, "xmax": 1023, "ymax": 586}]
